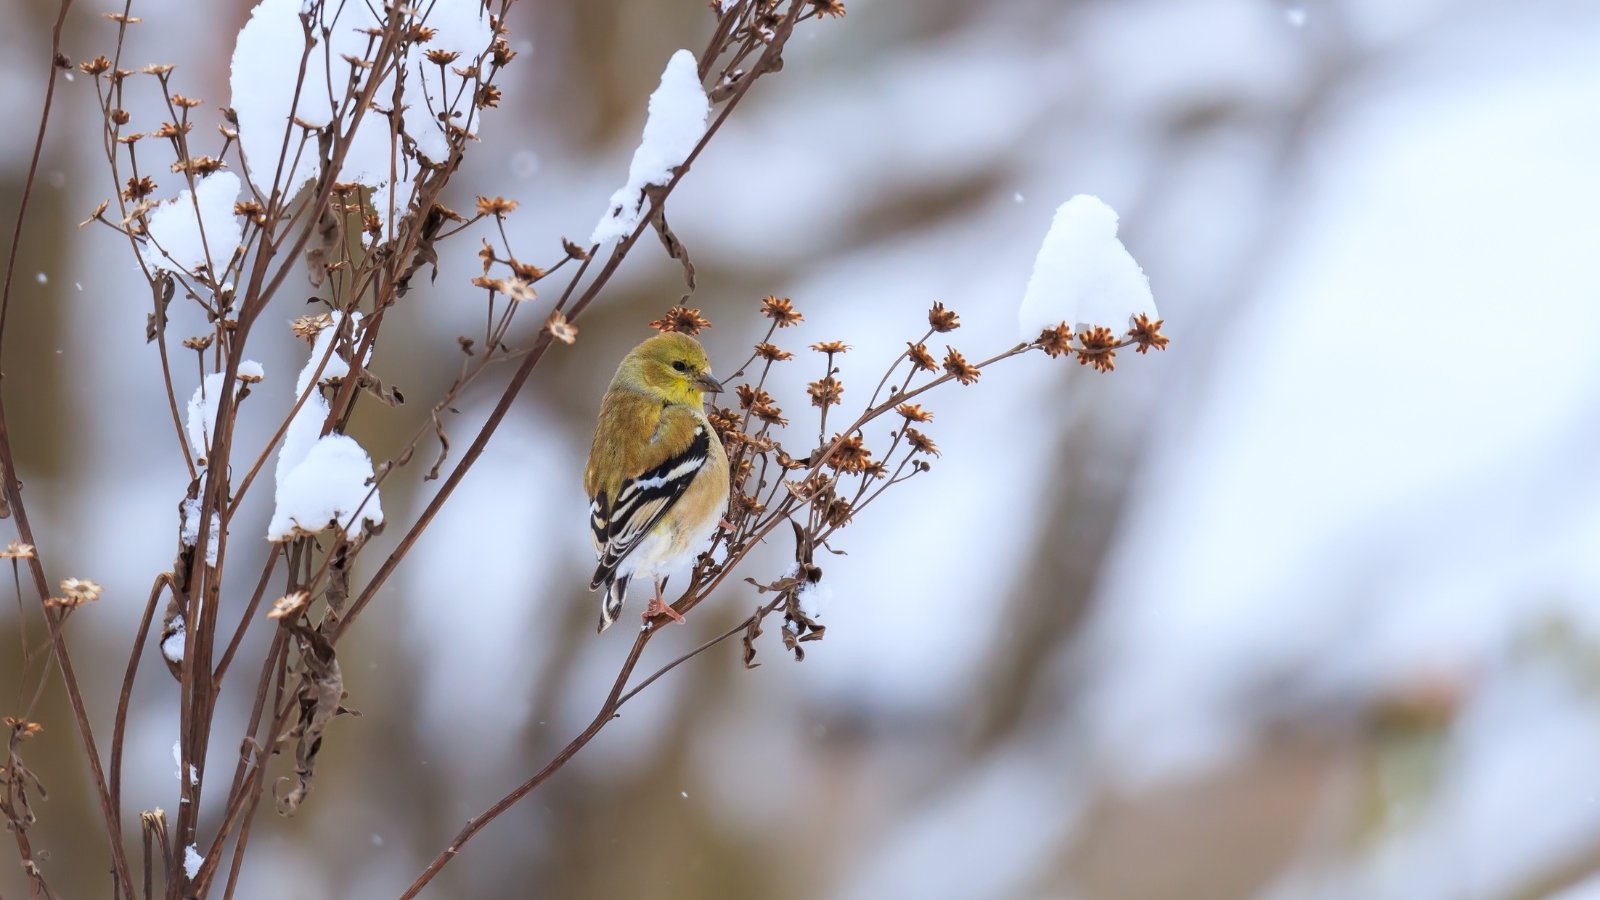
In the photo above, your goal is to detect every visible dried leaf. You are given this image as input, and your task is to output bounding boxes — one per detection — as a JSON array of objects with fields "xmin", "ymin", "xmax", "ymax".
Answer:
[{"xmin": 648, "ymin": 192, "xmax": 695, "ymax": 292}]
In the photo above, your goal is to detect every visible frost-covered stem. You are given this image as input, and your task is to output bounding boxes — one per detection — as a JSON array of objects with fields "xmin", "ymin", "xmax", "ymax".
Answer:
[{"xmin": 0, "ymin": 1, "xmax": 136, "ymax": 893}]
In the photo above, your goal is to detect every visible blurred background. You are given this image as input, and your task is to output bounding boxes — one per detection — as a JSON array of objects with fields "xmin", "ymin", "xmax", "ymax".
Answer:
[{"xmin": 3, "ymin": 0, "xmax": 1600, "ymax": 897}]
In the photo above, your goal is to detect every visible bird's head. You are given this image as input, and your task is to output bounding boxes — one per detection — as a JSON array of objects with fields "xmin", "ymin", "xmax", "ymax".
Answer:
[{"xmin": 619, "ymin": 332, "xmax": 724, "ymax": 406}]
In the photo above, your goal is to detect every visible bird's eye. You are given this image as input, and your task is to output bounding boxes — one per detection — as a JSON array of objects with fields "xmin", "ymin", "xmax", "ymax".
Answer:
[{"xmin": 672, "ymin": 360, "xmax": 687, "ymax": 372}]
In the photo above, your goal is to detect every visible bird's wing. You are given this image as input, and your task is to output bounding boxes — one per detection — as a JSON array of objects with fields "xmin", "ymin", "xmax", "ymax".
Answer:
[{"xmin": 588, "ymin": 411, "xmax": 713, "ymax": 589}]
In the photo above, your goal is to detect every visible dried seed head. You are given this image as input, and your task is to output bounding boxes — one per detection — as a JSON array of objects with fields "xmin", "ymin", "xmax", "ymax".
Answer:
[
  {"xmin": 895, "ymin": 403, "xmax": 933, "ymax": 422},
  {"xmin": 1129, "ymin": 313, "xmax": 1169, "ymax": 354},
  {"xmin": 810, "ymin": 0, "xmax": 847, "ymax": 17},
  {"xmin": 80, "ymin": 55, "xmax": 112, "ymax": 75},
  {"xmin": 510, "ymin": 258, "xmax": 545, "ymax": 281},
  {"xmin": 477, "ymin": 84, "xmax": 502, "ymax": 109},
  {"xmin": 1077, "ymin": 326, "xmax": 1118, "ymax": 373},
  {"xmin": 59, "ymin": 577, "xmax": 104, "ymax": 605},
  {"xmin": 927, "ymin": 301, "xmax": 960, "ymax": 332},
  {"xmin": 825, "ymin": 433, "xmax": 873, "ymax": 474},
  {"xmin": 730, "ymin": 493, "xmax": 766, "ymax": 517},
  {"xmin": 501, "ymin": 277, "xmax": 537, "ymax": 303},
  {"xmin": 475, "ymin": 195, "xmax": 518, "ymax": 217},
  {"xmin": 171, "ymin": 94, "xmax": 202, "ymax": 109},
  {"xmin": 0, "ymin": 540, "xmax": 36, "ymax": 559},
  {"xmin": 171, "ymin": 156, "xmax": 226, "ymax": 176},
  {"xmin": 806, "ymin": 376, "xmax": 843, "ymax": 407},
  {"xmin": 942, "ymin": 347, "xmax": 980, "ymax": 385},
  {"xmin": 141, "ymin": 64, "xmax": 172, "ymax": 77},
  {"xmin": 181, "ymin": 334, "xmax": 214, "ymax": 351},
  {"xmin": 425, "ymin": 49, "xmax": 460, "ymax": 66},
  {"xmin": 760, "ymin": 295, "xmax": 803, "ymax": 327},
  {"xmin": 491, "ymin": 39, "xmax": 518, "ymax": 66},
  {"xmin": 751, "ymin": 401, "xmax": 788, "ymax": 428},
  {"xmin": 809, "ymin": 340, "xmax": 849, "ymax": 354},
  {"xmin": 116, "ymin": 133, "xmax": 144, "ymax": 145},
  {"xmin": 291, "ymin": 312, "xmax": 334, "ymax": 341},
  {"xmin": 545, "ymin": 310, "xmax": 578, "ymax": 345},
  {"xmin": 121, "ymin": 175, "xmax": 157, "ymax": 200},
  {"xmin": 153, "ymin": 121, "xmax": 192, "ymax": 139},
  {"xmin": 754, "ymin": 342, "xmax": 793, "ymax": 361},
  {"xmin": 905, "ymin": 428, "xmax": 940, "ymax": 457},
  {"xmin": 267, "ymin": 591, "xmax": 310, "ymax": 620},
  {"xmin": 736, "ymin": 385, "xmax": 772, "ymax": 409},
  {"xmin": 110, "ymin": 108, "xmax": 130, "ymax": 125},
  {"xmin": 1036, "ymin": 322, "xmax": 1073, "ymax": 359},
  {"xmin": 410, "ymin": 24, "xmax": 437, "ymax": 42},
  {"xmin": 2, "ymin": 717, "xmax": 42, "ymax": 739},
  {"xmin": 818, "ymin": 494, "xmax": 853, "ymax": 527},
  {"xmin": 906, "ymin": 341, "xmax": 936, "ymax": 372},
  {"xmin": 562, "ymin": 237, "xmax": 590, "ymax": 260},
  {"xmin": 233, "ymin": 200, "xmax": 266, "ymax": 224},
  {"xmin": 649, "ymin": 306, "xmax": 712, "ymax": 335}
]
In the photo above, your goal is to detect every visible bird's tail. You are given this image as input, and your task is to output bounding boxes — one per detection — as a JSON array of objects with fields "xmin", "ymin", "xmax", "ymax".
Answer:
[{"xmin": 595, "ymin": 574, "xmax": 629, "ymax": 633}]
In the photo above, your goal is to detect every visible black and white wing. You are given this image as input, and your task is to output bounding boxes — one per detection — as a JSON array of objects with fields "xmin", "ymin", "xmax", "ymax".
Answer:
[{"xmin": 588, "ymin": 424, "xmax": 712, "ymax": 591}]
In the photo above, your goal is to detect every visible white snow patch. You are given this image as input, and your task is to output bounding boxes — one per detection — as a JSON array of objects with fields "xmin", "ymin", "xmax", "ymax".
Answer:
[
  {"xmin": 231, "ymin": 0, "xmax": 494, "ymax": 226},
  {"xmin": 183, "ymin": 845, "xmax": 203, "ymax": 879},
  {"xmin": 590, "ymin": 50, "xmax": 710, "ymax": 245},
  {"xmin": 1018, "ymin": 194, "xmax": 1157, "ymax": 338},
  {"xmin": 184, "ymin": 361, "xmax": 264, "ymax": 462},
  {"xmin": 145, "ymin": 173, "xmax": 244, "ymax": 274},
  {"xmin": 268, "ymin": 313, "xmax": 382, "ymax": 540},
  {"xmin": 162, "ymin": 617, "xmax": 186, "ymax": 664},
  {"xmin": 179, "ymin": 496, "xmax": 224, "ymax": 567}
]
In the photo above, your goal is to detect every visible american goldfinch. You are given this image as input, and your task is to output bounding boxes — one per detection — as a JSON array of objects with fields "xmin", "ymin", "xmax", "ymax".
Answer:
[{"xmin": 585, "ymin": 333, "xmax": 730, "ymax": 632}]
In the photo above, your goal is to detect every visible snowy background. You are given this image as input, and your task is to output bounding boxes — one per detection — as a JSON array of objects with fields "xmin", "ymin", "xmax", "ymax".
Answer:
[{"xmin": 3, "ymin": 0, "xmax": 1599, "ymax": 897}]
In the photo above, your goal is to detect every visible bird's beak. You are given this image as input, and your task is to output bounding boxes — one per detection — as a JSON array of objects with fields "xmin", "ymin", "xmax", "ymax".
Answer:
[{"xmin": 694, "ymin": 373, "xmax": 724, "ymax": 394}]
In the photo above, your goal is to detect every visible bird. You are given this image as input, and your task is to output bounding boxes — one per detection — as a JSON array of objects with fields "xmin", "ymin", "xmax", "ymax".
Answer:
[{"xmin": 584, "ymin": 332, "xmax": 730, "ymax": 633}]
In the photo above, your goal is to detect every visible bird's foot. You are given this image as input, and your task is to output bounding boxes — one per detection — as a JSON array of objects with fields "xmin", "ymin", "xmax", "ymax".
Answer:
[{"xmin": 643, "ymin": 595, "xmax": 685, "ymax": 625}]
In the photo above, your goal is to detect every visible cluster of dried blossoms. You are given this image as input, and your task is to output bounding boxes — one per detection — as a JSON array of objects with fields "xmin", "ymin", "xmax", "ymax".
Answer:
[{"xmin": 639, "ymin": 294, "xmax": 1168, "ymax": 663}]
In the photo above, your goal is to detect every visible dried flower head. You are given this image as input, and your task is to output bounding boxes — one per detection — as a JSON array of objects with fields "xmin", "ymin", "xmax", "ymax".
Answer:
[
  {"xmin": 810, "ymin": 0, "xmax": 847, "ymax": 17},
  {"xmin": 425, "ymin": 49, "xmax": 461, "ymax": 66},
  {"xmin": 181, "ymin": 334, "xmax": 215, "ymax": 351},
  {"xmin": 760, "ymin": 295, "xmax": 804, "ymax": 327},
  {"xmin": 927, "ymin": 301, "xmax": 960, "ymax": 332},
  {"xmin": 110, "ymin": 108, "xmax": 130, "ymax": 125},
  {"xmin": 59, "ymin": 577, "xmax": 104, "ymax": 605},
  {"xmin": 730, "ymin": 492, "xmax": 767, "ymax": 517},
  {"xmin": 291, "ymin": 312, "xmax": 334, "ymax": 341},
  {"xmin": 116, "ymin": 133, "xmax": 145, "ymax": 146},
  {"xmin": 501, "ymin": 277, "xmax": 537, "ymax": 303},
  {"xmin": 754, "ymin": 342, "xmax": 793, "ymax": 362},
  {"xmin": 942, "ymin": 347, "xmax": 980, "ymax": 385},
  {"xmin": 171, "ymin": 94, "xmax": 203, "ymax": 109},
  {"xmin": 905, "ymin": 428, "xmax": 940, "ymax": 457},
  {"xmin": 171, "ymin": 156, "xmax": 227, "ymax": 176},
  {"xmin": 825, "ymin": 433, "xmax": 873, "ymax": 474},
  {"xmin": 807, "ymin": 376, "xmax": 843, "ymax": 408},
  {"xmin": 736, "ymin": 385, "xmax": 771, "ymax": 409},
  {"xmin": 140, "ymin": 63, "xmax": 171, "ymax": 76},
  {"xmin": 809, "ymin": 341, "xmax": 850, "ymax": 354},
  {"xmin": 267, "ymin": 591, "xmax": 310, "ymax": 621},
  {"xmin": 545, "ymin": 310, "xmax": 578, "ymax": 345},
  {"xmin": 475, "ymin": 195, "xmax": 518, "ymax": 217},
  {"xmin": 233, "ymin": 200, "xmax": 266, "ymax": 224},
  {"xmin": 819, "ymin": 494, "xmax": 853, "ymax": 527},
  {"xmin": 477, "ymin": 84, "xmax": 502, "ymax": 109},
  {"xmin": 1077, "ymin": 326, "xmax": 1118, "ymax": 373},
  {"xmin": 410, "ymin": 24, "xmax": 437, "ymax": 42},
  {"xmin": 907, "ymin": 341, "xmax": 937, "ymax": 372},
  {"xmin": 122, "ymin": 175, "xmax": 157, "ymax": 201},
  {"xmin": 751, "ymin": 401, "xmax": 789, "ymax": 428},
  {"xmin": 153, "ymin": 121, "xmax": 192, "ymax": 139},
  {"xmin": 1036, "ymin": 322, "xmax": 1073, "ymax": 359},
  {"xmin": 2, "ymin": 717, "xmax": 42, "ymax": 739},
  {"xmin": 1129, "ymin": 313, "xmax": 1169, "ymax": 354},
  {"xmin": 895, "ymin": 403, "xmax": 933, "ymax": 422},
  {"xmin": 80, "ymin": 55, "xmax": 112, "ymax": 75},
  {"xmin": 649, "ymin": 306, "xmax": 712, "ymax": 335},
  {"xmin": 491, "ymin": 39, "xmax": 518, "ymax": 67},
  {"xmin": 562, "ymin": 237, "xmax": 590, "ymax": 260},
  {"xmin": 0, "ymin": 540, "xmax": 35, "ymax": 559},
  {"xmin": 510, "ymin": 258, "xmax": 544, "ymax": 281}
]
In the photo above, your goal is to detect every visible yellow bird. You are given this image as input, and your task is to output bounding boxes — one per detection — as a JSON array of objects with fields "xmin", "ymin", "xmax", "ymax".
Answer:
[{"xmin": 584, "ymin": 332, "xmax": 730, "ymax": 632}]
